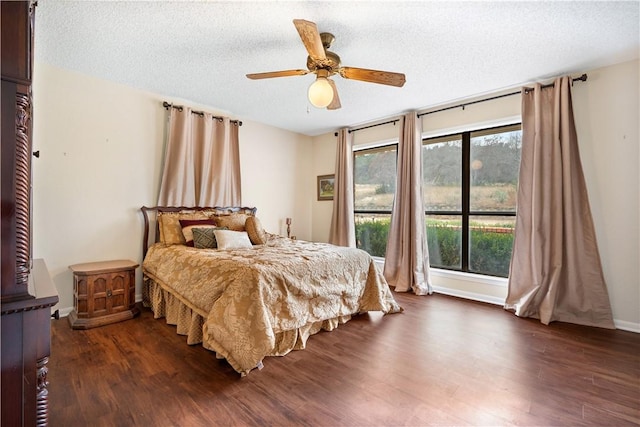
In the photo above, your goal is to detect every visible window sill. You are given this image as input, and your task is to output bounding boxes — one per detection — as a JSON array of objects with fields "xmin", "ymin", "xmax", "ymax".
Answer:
[
  {"xmin": 429, "ymin": 268, "xmax": 508, "ymax": 288},
  {"xmin": 372, "ymin": 258, "xmax": 507, "ymax": 305},
  {"xmin": 372, "ymin": 258, "xmax": 507, "ymax": 288}
]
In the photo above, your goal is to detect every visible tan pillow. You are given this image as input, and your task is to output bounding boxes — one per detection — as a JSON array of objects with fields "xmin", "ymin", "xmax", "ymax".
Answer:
[
  {"xmin": 215, "ymin": 213, "xmax": 250, "ymax": 232},
  {"xmin": 158, "ymin": 211, "xmax": 210, "ymax": 245},
  {"xmin": 245, "ymin": 216, "xmax": 267, "ymax": 245}
]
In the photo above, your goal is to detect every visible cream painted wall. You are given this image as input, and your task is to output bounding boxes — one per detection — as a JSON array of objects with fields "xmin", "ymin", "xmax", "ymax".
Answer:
[
  {"xmin": 310, "ymin": 59, "xmax": 640, "ymax": 330},
  {"xmin": 239, "ymin": 121, "xmax": 313, "ymax": 239},
  {"xmin": 32, "ymin": 62, "xmax": 313, "ymax": 314},
  {"xmin": 571, "ymin": 59, "xmax": 639, "ymax": 331},
  {"xmin": 311, "ymin": 132, "xmax": 337, "ymax": 242}
]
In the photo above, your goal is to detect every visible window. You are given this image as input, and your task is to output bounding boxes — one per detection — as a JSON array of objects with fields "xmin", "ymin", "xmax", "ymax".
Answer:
[
  {"xmin": 353, "ymin": 144, "xmax": 397, "ymax": 257},
  {"xmin": 423, "ymin": 124, "xmax": 522, "ymax": 277}
]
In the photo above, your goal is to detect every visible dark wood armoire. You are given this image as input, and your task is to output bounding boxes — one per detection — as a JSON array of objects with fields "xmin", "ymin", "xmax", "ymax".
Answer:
[{"xmin": 1, "ymin": 1, "xmax": 59, "ymax": 426}]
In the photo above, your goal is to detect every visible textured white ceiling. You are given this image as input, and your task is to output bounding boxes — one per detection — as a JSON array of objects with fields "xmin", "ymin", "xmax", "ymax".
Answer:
[{"xmin": 35, "ymin": 1, "xmax": 639, "ymax": 136}]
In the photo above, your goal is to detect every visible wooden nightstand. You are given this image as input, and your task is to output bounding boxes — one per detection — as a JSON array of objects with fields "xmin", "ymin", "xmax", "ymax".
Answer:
[{"xmin": 68, "ymin": 260, "xmax": 140, "ymax": 329}]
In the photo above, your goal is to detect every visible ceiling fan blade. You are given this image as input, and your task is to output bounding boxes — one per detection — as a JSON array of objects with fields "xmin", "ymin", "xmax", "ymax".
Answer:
[
  {"xmin": 293, "ymin": 19, "xmax": 327, "ymax": 63},
  {"xmin": 339, "ymin": 67, "xmax": 406, "ymax": 87},
  {"xmin": 246, "ymin": 69, "xmax": 309, "ymax": 80},
  {"xmin": 327, "ymin": 79, "xmax": 341, "ymax": 110}
]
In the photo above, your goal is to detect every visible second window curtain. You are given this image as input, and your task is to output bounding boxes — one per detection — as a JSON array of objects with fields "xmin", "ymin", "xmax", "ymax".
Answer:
[
  {"xmin": 329, "ymin": 128, "xmax": 356, "ymax": 247},
  {"xmin": 157, "ymin": 107, "xmax": 241, "ymax": 207},
  {"xmin": 383, "ymin": 112, "xmax": 432, "ymax": 294},
  {"xmin": 505, "ymin": 77, "xmax": 614, "ymax": 328}
]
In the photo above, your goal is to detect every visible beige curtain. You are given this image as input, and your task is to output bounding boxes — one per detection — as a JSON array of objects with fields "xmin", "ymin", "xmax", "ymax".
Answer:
[
  {"xmin": 383, "ymin": 112, "xmax": 432, "ymax": 295},
  {"xmin": 329, "ymin": 128, "xmax": 356, "ymax": 247},
  {"xmin": 505, "ymin": 77, "xmax": 614, "ymax": 328},
  {"xmin": 157, "ymin": 107, "xmax": 241, "ymax": 206}
]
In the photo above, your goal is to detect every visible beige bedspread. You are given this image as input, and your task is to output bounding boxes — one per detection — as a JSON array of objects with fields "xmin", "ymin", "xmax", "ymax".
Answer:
[{"xmin": 142, "ymin": 235, "xmax": 402, "ymax": 375}]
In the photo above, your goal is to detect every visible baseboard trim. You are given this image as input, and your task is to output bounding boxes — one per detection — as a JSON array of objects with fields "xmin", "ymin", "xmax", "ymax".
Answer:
[
  {"xmin": 54, "ymin": 293, "xmax": 144, "ymax": 319},
  {"xmin": 613, "ymin": 319, "xmax": 640, "ymax": 333},
  {"xmin": 55, "ymin": 289, "xmax": 638, "ymax": 333},
  {"xmin": 56, "ymin": 306, "xmax": 73, "ymax": 318},
  {"xmin": 432, "ymin": 285, "xmax": 639, "ymax": 333}
]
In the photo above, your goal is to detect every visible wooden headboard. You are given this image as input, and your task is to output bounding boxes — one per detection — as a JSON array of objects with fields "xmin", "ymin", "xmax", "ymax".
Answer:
[{"xmin": 140, "ymin": 206, "xmax": 257, "ymax": 259}]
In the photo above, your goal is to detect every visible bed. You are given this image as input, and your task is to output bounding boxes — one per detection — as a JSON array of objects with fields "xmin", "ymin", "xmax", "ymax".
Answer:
[{"xmin": 140, "ymin": 206, "xmax": 402, "ymax": 376}]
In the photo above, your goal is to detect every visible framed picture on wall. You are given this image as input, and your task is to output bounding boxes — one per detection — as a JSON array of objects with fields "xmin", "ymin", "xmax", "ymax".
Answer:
[{"xmin": 317, "ymin": 174, "xmax": 335, "ymax": 201}]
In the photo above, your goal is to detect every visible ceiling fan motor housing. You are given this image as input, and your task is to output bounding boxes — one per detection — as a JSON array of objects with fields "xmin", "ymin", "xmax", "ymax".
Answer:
[{"xmin": 307, "ymin": 50, "xmax": 341, "ymax": 74}]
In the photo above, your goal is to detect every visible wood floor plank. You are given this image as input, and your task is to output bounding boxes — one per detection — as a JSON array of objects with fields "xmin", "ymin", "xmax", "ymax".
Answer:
[{"xmin": 48, "ymin": 293, "xmax": 640, "ymax": 426}]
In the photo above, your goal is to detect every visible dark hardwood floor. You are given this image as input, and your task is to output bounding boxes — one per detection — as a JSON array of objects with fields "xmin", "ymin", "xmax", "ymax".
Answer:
[{"xmin": 49, "ymin": 293, "xmax": 640, "ymax": 426}]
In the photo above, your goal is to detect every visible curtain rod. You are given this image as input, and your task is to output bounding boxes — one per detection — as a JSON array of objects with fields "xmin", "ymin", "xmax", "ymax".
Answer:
[
  {"xmin": 334, "ymin": 119, "xmax": 399, "ymax": 137},
  {"xmin": 417, "ymin": 73, "xmax": 587, "ymax": 118},
  {"xmin": 162, "ymin": 101, "xmax": 242, "ymax": 126}
]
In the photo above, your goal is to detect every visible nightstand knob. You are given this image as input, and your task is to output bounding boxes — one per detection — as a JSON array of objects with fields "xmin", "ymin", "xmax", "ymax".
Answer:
[{"xmin": 106, "ymin": 289, "xmax": 112, "ymax": 297}]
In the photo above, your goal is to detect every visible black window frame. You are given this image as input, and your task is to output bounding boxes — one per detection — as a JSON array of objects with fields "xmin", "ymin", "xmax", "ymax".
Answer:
[{"xmin": 423, "ymin": 123, "xmax": 521, "ymax": 276}]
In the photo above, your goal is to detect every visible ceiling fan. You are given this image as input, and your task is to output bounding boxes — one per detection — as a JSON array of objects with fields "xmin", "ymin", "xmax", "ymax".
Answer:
[{"xmin": 246, "ymin": 19, "xmax": 406, "ymax": 110}]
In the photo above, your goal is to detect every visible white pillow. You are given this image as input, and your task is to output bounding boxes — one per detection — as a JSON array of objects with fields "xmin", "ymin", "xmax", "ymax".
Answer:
[{"xmin": 213, "ymin": 230, "xmax": 253, "ymax": 250}]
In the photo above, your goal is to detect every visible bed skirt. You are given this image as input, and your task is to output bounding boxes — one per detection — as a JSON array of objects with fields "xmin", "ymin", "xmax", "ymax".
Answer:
[
  {"xmin": 142, "ymin": 274, "xmax": 353, "ymax": 374},
  {"xmin": 143, "ymin": 275, "xmax": 206, "ymax": 345}
]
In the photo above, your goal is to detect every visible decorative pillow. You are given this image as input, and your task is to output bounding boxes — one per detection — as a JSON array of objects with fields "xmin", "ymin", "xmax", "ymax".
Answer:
[
  {"xmin": 179, "ymin": 219, "xmax": 218, "ymax": 246},
  {"xmin": 245, "ymin": 216, "xmax": 267, "ymax": 245},
  {"xmin": 215, "ymin": 213, "xmax": 250, "ymax": 232},
  {"xmin": 213, "ymin": 230, "xmax": 253, "ymax": 250},
  {"xmin": 158, "ymin": 211, "xmax": 209, "ymax": 245},
  {"xmin": 192, "ymin": 226, "xmax": 228, "ymax": 249}
]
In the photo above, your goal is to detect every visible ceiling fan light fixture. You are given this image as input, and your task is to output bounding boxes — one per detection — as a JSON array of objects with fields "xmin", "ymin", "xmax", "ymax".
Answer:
[
  {"xmin": 308, "ymin": 76, "xmax": 333, "ymax": 108},
  {"xmin": 247, "ymin": 19, "xmax": 405, "ymax": 111}
]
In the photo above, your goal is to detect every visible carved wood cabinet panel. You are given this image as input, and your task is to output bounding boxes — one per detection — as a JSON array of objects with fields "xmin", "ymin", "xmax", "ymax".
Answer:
[{"xmin": 1, "ymin": 2, "xmax": 59, "ymax": 426}]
